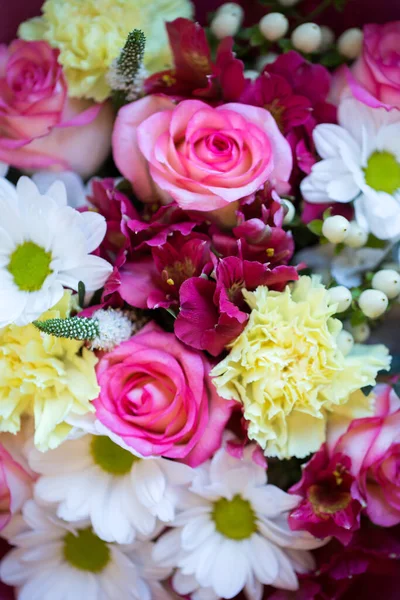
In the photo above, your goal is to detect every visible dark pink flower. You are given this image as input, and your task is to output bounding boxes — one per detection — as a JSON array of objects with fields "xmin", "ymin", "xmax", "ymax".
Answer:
[
  {"xmin": 144, "ymin": 18, "xmax": 245, "ymax": 102},
  {"xmin": 239, "ymin": 72, "xmax": 312, "ymax": 134},
  {"xmin": 289, "ymin": 445, "xmax": 362, "ymax": 545},
  {"xmin": 329, "ymin": 384, "xmax": 400, "ymax": 528},
  {"xmin": 211, "ymin": 186, "xmax": 295, "ymax": 266},
  {"xmin": 175, "ymin": 256, "xmax": 298, "ymax": 356},
  {"xmin": 119, "ymin": 235, "xmax": 212, "ymax": 309},
  {"xmin": 88, "ymin": 179, "xmax": 137, "ymax": 260}
]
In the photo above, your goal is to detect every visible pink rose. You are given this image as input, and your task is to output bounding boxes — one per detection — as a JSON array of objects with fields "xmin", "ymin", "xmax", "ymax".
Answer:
[
  {"xmin": 331, "ymin": 23, "xmax": 400, "ymax": 110},
  {"xmin": 112, "ymin": 96, "xmax": 292, "ymax": 216},
  {"xmin": 0, "ymin": 440, "xmax": 32, "ymax": 531},
  {"xmin": 328, "ymin": 384, "xmax": 400, "ymax": 527},
  {"xmin": 94, "ymin": 322, "xmax": 234, "ymax": 466},
  {"xmin": 0, "ymin": 40, "xmax": 113, "ymax": 177}
]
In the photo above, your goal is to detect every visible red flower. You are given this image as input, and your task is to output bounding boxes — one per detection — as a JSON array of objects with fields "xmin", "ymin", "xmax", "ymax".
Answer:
[{"xmin": 144, "ymin": 18, "xmax": 245, "ymax": 102}]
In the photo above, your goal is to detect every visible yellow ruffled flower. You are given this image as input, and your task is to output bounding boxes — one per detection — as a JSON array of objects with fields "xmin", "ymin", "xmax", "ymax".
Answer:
[
  {"xmin": 211, "ymin": 276, "xmax": 391, "ymax": 459},
  {"xmin": 0, "ymin": 293, "xmax": 99, "ymax": 451},
  {"xmin": 18, "ymin": 0, "xmax": 193, "ymax": 102}
]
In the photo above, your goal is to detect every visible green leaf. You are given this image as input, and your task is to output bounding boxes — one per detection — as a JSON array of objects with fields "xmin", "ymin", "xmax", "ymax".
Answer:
[
  {"xmin": 320, "ymin": 50, "xmax": 346, "ymax": 68},
  {"xmin": 322, "ymin": 207, "xmax": 333, "ymax": 220},
  {"xmin": 350, "ymin": 309, "xmax": 366, "ymax": 326},
  {"xmin": 249, "ymin": 26, "xmax": 266, "ymax": 47},
  {"xmin": 307, "ymin": 219, "xmax": 323, "ymax": 236},
  {"xmin": 278, "ymin": 38, "xmax": 293, "ymax": 53},
  {"xmin": 366, "ymin": 234, "xmax": 386, "ymax": 249}
]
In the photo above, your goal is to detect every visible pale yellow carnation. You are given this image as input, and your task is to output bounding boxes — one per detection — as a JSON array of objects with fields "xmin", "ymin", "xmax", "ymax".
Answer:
[
  {"xmin": 0, "ymin": 293, "xmax": 99, "ymax": 452},
  {"xmin": 211, "ymin": 276, "xmax": 391, "ymax": 459},
  {"xmin": 19, "ymin": 0, "xmax": 193, "ymax": 102}
]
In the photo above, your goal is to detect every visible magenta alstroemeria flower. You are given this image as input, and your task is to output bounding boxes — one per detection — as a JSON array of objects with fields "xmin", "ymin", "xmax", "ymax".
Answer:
[
  {"xmin": 289, "ymin": 445, "xmax": 362, "ymax": 545},
  {"xmin": 211, "ymin": 187, "xmax": 295, "ymax": 266},
  {"xmin": 144, "ymin": 18, "xmax": 245, "ymax": 102},
  {"xmin": 175, "ymin": 255, "xmax": 298, "ymax": 356},
  {"xmin": 119, "ymin": 235, "xmax": 212, "ymax": 310}
]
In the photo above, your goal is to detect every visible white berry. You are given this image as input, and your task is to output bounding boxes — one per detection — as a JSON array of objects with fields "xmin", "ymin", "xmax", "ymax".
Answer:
[
  {"xmin": 282, "ymin": 199, "xmax": 295, "ymax": 224},
  {"xmin": 338, "ymin": 28, "xmax": 363, "ymax": 59},
  {"xmin": 322, "ymin": 215, "xmax": 350, "ymax": 244},
  {"xmin": 350, "ymin": 323, "xmax": 371, "ymax": 343},
  {"xmin": 372, "ymin": 269, "xmax": 400, "ymax": 300},
  {"xmin": 358, "ymin": 289, "xmax": 388, "ymax": 319},
  {"xmin": 343, "ymin": 221, "xmax": 368, "ymax": 248},
  {"xmin": 259, "ymin": 13, "xmax": 289, "ymax": 42},
  {"xmin": 291, "ymin": 23, "xmax": 322, "ymax": 54},
  {"xmin": 328, "ymin": 286, "xmax": 353, "ymax": 313},
  {"xmin": 211, "ymin": 13, "xmax": 241, "ymax": 39},
  {"xmin": 319, "ymin": 26, "xmax": 335, "ymax": 52},
  {"xmin": 337, "ymin": 330, "xmax": 354, "ymax": 356},
  {"xmin": 216, "ymin": 2, "xmax": 244, "ymax": 20}
]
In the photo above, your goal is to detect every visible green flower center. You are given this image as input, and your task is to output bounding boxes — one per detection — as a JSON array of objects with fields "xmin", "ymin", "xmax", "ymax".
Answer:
[
  {"xmin": 212, "ymin": 494, "xmax": 257, "ymax": 540},
  {"xmin": 63, "ymin": 528, "xmax": 110, "ymax": 573},
  {"xmin": 91, "ymin": 435, "xmax": 139, "ymax": 475},
  {"xmin": 364, "ymin": 151, "xmax": 400, "ymax": 194},
  {"xmin": 8, "ymin": 241, "xmax": 52, "ymax": 292}
]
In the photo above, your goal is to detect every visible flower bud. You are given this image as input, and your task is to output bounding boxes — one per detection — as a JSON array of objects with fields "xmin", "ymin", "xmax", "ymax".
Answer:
[
  {"xmin": 282, "ymin": 199, "xmax": 295, "ymax": 224},
  {"xmin": 372, "ymin": 269, "xmax": 400, "ymax": 300},
  {"xmin": 350, "ymin": 322, "xmax": 371, "ymax": 343},
  {"xmin": 328, "ymin": 286, "xmax": 353, "ymax": 313},
  {"xmin": 338, "ymin": 28, "xmax": 363, "ymax": 60},
  {"xmin": 216, "ymin": 2, "xmax": 244, "ymax": 20},
  {"xmin": 291, "ymin": 23, "xmax": 322, "ymax": 54},
  {"xmin": 322, "ymin": 215, "xmax": 350, "ymax": 244},
  {"xmin": 259, "ymin": 13, "xmax": 289, "ymax": 42},
  {"xmin": 343, "ymin": 221, "xmax": 368, "ymax": 248},
  {"xmin": 319, "ymin": 26, "xmax": 335, "ymax": 52},
  {"xmin": 337, "ymin": 330, "xmax": 354, "ymax": 356},
  {"xmin": 211, "ymin": 13, "xmax": 241, "ymax": 39},
  {"xmin": 359, "ymin": 289, "xmax": 388, "ymax": 319}
]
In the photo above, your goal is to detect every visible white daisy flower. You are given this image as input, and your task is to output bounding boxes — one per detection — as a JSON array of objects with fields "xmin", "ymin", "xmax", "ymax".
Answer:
[
  {"xmin": 301, "ymin": 97, "xmax": 400, "ymax": 240},
  {"xmin": 0, "ymin": 175, "xmax": 112, "ymax": 327},
  {"xmin": 27, "ymin": 425, "xmax": 193, "ymax": 545},
  {"xmin": 0, "ymin": 500, "xmax": 173, "ymax": 600},
  {"xmin": 153, "ymin": 444, "xmax": 326, "ymax": 600}
]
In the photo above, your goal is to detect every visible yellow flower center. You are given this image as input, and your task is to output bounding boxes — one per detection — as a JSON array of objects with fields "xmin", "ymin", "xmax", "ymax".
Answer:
[
  {"xmin": 8, "ymin": 241, "xmax": 52, "ymax": 292},
  {"xmin": 63, "ymin": 528, "xmax": 110, "ymax": 573},
  {"xmin": 212, "ymin": 495, "xmax": 257, "ymax": 540},
  {"xmin": 364, "ymin": 151, "xmax": 400, "ymax": 194},
  {"xmin": 91, "ymin": 435, "xmax": 139, "ymax": 475}
]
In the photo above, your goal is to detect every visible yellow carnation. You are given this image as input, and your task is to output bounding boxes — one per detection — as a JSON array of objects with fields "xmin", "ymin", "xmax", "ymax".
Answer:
[
  {"xmin": 211, "ymin": 276, "xmax": 391, "ymax": 459},
  {"xmin": 18, "ymin": 0, "xmax": 193, "ymax": 102},
  {"xmin": 0, "ymin": 293, "xmax": 99, "ymax": 451}
]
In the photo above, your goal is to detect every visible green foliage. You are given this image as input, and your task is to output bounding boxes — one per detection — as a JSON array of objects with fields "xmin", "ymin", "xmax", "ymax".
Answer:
[{"xmin": 307, "ymin": 219, "xmax": 323, "ymax": 236}]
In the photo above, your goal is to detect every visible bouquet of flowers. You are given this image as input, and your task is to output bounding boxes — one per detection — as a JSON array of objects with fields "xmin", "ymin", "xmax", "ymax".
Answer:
[{"xmin": 0, "ymin": 0, "xmax": 400, "ymax": 598}]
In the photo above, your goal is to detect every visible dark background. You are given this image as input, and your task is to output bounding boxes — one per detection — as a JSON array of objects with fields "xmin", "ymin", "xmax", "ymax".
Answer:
[{"xmin": 1, "ymin": 0, "xmax": 400, "ymax": 44}]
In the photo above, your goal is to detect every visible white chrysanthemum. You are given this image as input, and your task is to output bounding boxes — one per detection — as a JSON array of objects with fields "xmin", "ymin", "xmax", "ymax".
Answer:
[
  {"xmin": 28, "ymin": 424, "xmax": 193, "ymax": 545},
  {"xmin": 0, "ymin": 500, "xmax": 172, "ymax": 600},
  {"xmin": 153, "ymin": 444, "xmax": 325, "ymax": 600},
  {"xmin": 0, "ymin": 176, "xmax": 112, "ymax": 327},
  {"xmin": 301, "ymin": 97, "xmax": 400, "ymax": 240}
]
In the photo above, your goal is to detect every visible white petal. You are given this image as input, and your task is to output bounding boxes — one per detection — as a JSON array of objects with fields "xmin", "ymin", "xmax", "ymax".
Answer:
[
  {"xmin": 59, "ymin": 254, "xmax": 112, "ymax": 291},
  {"xmin": 211, "ymin": 539, "xmax": 248, "ymax": 598},
  {"xmin": 247, "ymin": 534, "xmax": 279, "ymax": 585},
  {"xmin": 313, "ymin": 123, "xmax": 360, "ymax": 160},
  {"xmin": 79, "ymin": 211, "xmax": 107, "ymax": 253}
]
